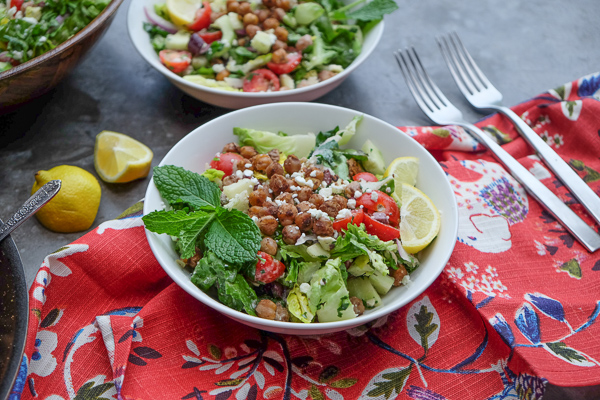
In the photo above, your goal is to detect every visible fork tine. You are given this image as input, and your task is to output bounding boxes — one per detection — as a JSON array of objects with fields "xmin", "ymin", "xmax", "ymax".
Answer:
[
  {"xmin": 394, "ymin": 49, "xmax": 437, "ymax": 114},
  {"xmin": 450, "ymin": 32, "xmax": 493, "ymax": 89},
  {"xmin": 405, "ymin": 47, "xmax": 454, "ymax": 109},
  {"xmin": 437, "ymin": 34, "xmax": 479, "ymax": 95}
]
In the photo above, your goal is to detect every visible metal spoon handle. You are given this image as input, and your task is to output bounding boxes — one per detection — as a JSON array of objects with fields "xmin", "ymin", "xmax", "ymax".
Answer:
[{"xmin": 0, "ymin": 180, "xmax": 62, "ymax": 242}]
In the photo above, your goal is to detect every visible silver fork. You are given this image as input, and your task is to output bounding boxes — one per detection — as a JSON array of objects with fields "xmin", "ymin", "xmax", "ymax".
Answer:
[
  {"xmin": 437, "ymin": 32, "xmax": 600, "ymax": 227},
  {"xmin": 393, "ymin": 47, "xmax": 600, "ymax": 253}
]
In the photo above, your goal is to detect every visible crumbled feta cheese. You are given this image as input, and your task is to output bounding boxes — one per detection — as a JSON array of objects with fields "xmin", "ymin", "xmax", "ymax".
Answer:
[
  {"xmin": 244, "ymin": 163, "xmax": 252, "ymax": 168},
  {"xmin": 402, "ymin": 275, "xmax": 412, "ymax": 286},
  {"xmin": 299, "ymin": 282, "xmax": 311, "ymax": 293},
  {"xmin": 294, "ymin": 198, "xmax": 299, "ymax": 204},
  {"xmin": 347, "ymin": 198, "xmax": 356, "ymax": 209},
  {"xmin": 290, "ymin": 185, "xmax": 300, "ymax": 191},
  {"xmin": 371, "ymin": 191, "xmax": 379, "ymax": 202},
  {"xmin": 310, "ymin": 170, "xmax": 318, "ymax": 177},
  {"xmin": 292, "ymin": 193, "xmax": 298, "ymax": 198},
  {"xmin": 212, "ymin": 64, "xmax": 226, "ymax": 73},
  {"xmin": 235, "ymin": 170, "xmax": 244, "ymax": 179},
  {"xmin": 295, "ymin": 233, "xmax": 306, "ymax": 245},
  {"xmin": 366, "ymin": 299, "xmax": 376, "ymax": 307},
  {"xmin": 11, "ymin": 51, "xmax": 22, "ymax": 60},
  {"xmin": 386, "ymin": 187, "xmax": 391, "ymax": 193},
  {"xmin": 307, "ymin": 208, "xmax": 328, "ymax": 220},
  {"xmin": 274, "ymin": 199, "xmax": 287, "ymax": 206},
  {"xmin": 251, "ymin": 177, "xmax": 259, "ymax": 185},
  {"xmin": 251, "ymin": 216, "xmax": 259, "ymax": 223},
  {"xmin": 354, "ymin": 191, "xmax": 363, "ymax": 199},
  {"xmin": 319, "ymin": 187, "xmax": 333, "ymax": 200},
  {"xmin": 366, "ymin": 188, "xmax": 372, "ymax": 194},
  {"xmin": 243, "ymin": 170, "xmax": 253, "ymax": 177},
  {"xmin": 336, "ymin": 208, "xmax": 352, "ymax": 220}
]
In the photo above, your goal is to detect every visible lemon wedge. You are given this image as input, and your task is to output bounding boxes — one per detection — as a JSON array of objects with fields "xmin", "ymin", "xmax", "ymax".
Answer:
[
  {"xmin": 94, "ymin": 131, "xmax": 153, "ymax": 183},
  {"xmin": 383, "ymin": 156, "xmax": 420, "ymax": 188},
  {"xmin": 399, "ymin": 184, "xmax": 441, "ymax": 254},
  {"xmin": 166, "ymin": 0, "xmax": 203, "ymax": 26}
]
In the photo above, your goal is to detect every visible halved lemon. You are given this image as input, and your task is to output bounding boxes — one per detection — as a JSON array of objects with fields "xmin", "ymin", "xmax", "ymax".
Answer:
[
  {"xmin": 384, "ymin": 156, "xmax": 420, "ymax": 189},
  {"xmin": 399, "ymin": 183, "xmax": 441, "ymax": 254},
  {"xmin": 166, "ymin": 0, "xmax": 203, "ymax": 26},
  {"xmin": 94, "ymin": 131, "xmax": 153, "ymax": 183}
]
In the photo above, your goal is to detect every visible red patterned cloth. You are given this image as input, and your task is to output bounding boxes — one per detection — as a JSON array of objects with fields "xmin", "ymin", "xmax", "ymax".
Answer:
[{"xmin": 11, "ymin": 74, "xmax": 600, "ymax": 400}]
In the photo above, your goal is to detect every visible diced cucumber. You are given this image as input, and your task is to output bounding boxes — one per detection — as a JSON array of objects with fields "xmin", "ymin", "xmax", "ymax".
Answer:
[
  {"xmin": 306, "ymin": 243, "xmax": 330, "ymax": 258},
  {"xmin": 347, "ymin": 277, "xmax": 381, "ymax": 309},
  {"xmin": 361, "ymin": 139, "xmax": 386, "ymax": 175},
  {"xmin": 369, "ymin": 270, "xmax": 395, "ymax": 295},
  {"xmin": 165, "ymin": 31, "xmax": 191, "ymax": 51},
  {"xmin": 347, "ymin": 254, "xmax": 373, "ymax": 277},
  {"xmin": 222, "ymin": 178, "xmax": 253, "ymax": 200}
]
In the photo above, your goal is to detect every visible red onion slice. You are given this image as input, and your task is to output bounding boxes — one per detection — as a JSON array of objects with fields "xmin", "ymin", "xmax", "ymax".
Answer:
[{"xmin": 144, "ymin": 6, "xmax": 178, "ymax": 34}]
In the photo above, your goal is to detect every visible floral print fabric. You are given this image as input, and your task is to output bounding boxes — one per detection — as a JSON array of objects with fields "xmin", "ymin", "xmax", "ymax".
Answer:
[{"xmin": 12, "ymin": 74, "xmax": 600, "ymax": 399}]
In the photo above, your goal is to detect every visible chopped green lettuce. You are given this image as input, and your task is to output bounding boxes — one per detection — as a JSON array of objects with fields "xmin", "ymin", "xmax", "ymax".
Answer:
[
  {"xmin": 287, "ymin": 284, "xmax": 315, "ymax": 323},
  {"xmin": 233, "ymin": 128, "xmax": 316, "ymax": 158},
  {"xmin": 307, "ymin": 258, "xmax": 356, "ymax": 322}
]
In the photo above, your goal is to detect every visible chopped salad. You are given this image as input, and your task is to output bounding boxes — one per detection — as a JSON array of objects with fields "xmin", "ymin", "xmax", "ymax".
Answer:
[
  {"xmin": 143, "ymin": 0, "xmax": 397, "ymax": 92},
  {"xmin": 0, "ymin": 0, "xmax": 109, "ymax": 71},
  {"xmin": 143, "ymin": 116, "xmax": 432, "ymax": 323}
]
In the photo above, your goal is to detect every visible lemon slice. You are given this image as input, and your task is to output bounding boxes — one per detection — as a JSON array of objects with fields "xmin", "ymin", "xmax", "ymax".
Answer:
[
  {"xmin": 383, "ymin": 156, "xmax": 420, "ymax": 188},
  {"xmin": 166, "ymin": 0, "xmax": 203, "ymax": 26},
  {"xmin": 399, "ymin": 184, "xmax": 441, "ymax": 254},
  {"xmin": 94, "ymin": 131, "xmax": 153, "ymax": 183}
]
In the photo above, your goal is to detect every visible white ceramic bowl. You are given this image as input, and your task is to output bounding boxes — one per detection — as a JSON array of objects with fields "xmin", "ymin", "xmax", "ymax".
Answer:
[
  {"xmin": 127, "ymin": 0, "xmax": 384, "ymax": 109},
  {"xmin": 143, "ymin": 103, "xmax": 458, "ymax": 335}
]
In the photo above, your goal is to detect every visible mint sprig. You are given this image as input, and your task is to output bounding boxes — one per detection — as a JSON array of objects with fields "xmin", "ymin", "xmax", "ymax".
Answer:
[{"xmin": 143, "ymin": 166, "xmax": 261, "ymax": 264}]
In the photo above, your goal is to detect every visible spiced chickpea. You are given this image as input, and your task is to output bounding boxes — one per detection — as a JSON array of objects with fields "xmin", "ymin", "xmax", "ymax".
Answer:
[
  {"xmin": 240, "ymin": 145, "xmax": 257, "ymax": 159},
  {"xmin": 309, "ymin": 193, "xmax": 324, "ymax": 208},
  {"xmin": 282, "ymin": 224, "xmax": 302, "ymax": 244},
  {"xmin": 263, "ymin": 17, "xmax": 279, "ymax": 30},
  {"xmin": 238, "ymin": 1, "xmax": 252, "ymax": 15},
  {"xmin": 258, "ymin": 215, "xmax": 279, "ymax": 236},
  {"xmin": 262, "ymin": 0, "xmax": 275, "ymax": 8},
  {"xmin": 237, "ymin": 37, "xmax": 246, "ymax": 46},
  {"xmin": 222, "ymin": 142, "xmax": 240, "ymax": 153},
  {"xmin": 296, "ymin": 201, "xmax": 314, "ymax": 213},
  {"xmin": 234, "ymin": 158, "xmax": 249, "ymax": 172},
  {"xmin": 350, "ymin": 296, "xmax": 365, "ymax": 315},
  {"xmin": 260, "ymin": 237, "xmax": 278, "ymax": 256},
  {"xmin": 252, "ymin": 154, "xmax": 272, "ymax": 172},
  {"xmin": 318, "ymin": 70, "xmax": 337, "ymax": 82},
  {"xmin": 295, "ymin": 34, "xmax": 313, "ymax": 52},
  {"xmin": 275, "ymin": 192, "xmax": 293, "ymax": 204},
  {"xmin": 222, "ymin": 175, "xmax": 239, "ymax": 186},
  {"xmin": 272, "ymin": 40, "xmax": 287, "ymax": 51},
  {"xmin": 245, "ymin": 24, "xmax": 261, "ymax": 38},
  {"xmin": 297, "ymin": 186, "xmax": 313, "ymax": 202},
  {"xmin": 278, "ymin": 0, "xmax": 291, "ymax": 10},
  {"xmin": 267, "ymin": 149, "xmax": 280, "ymax": 163},
  {"xmin": 345, "ymin": 181, "xmax": 361, "ymax": 198},
  {"xmin": 347, "ymin": 158, "xmax": 364, "ymax": 177},
  {"xmin": 277, "ymin": 203, "xmax": 298, "ymax": 226},
  {"xmin": 270, "ymin": 174, "xmax": 290, "ymax": 196},
  {"xmin": 319, "ymin": 195, "xmax": 348, "ymax": 217},
  {"xmin": 312, "ymin": 216, "xmax": 334, "ymax": 236},
  {"xmin": 255, "ymin": 299, "xmax": 277, "ymax": 319},
  {"xmin": 295, "ymin": 212, "xmax": 312, "ymax": 232},
  {"xmin": 271, "ymin": 48, "xmax": 288, "ymax": 64},
  {"xmin": 264, "ymin": 200, "xmax": 279, "ymax": 216},
  {"xmin": 284, "ymin": 154, "xmax": 302, "ymax": 174},
  {"xmin": 274, "ymin": 26, "xmax": 288, "ymax": 42},
  {"xmin": 275, "ymin": 303, "xmax": 290, "ymax": 322},
  {"xmin": 255, "ymin": 8, "xmax": 269, "ymax": 22},
  {"xmin": 249, "ymin": 187, "xmax": 268, "ymax": 206},
  {"xmin": 226, "ymin": 0, "xmax": 240, "ymax": 12},
  {"xmin": 216, "ymin": 69, "xmax": 230, "ymax": 81},
  {"xmin": 392, "ymin": 265, "xmax": 409, "ymax": 286},
  {"xmin": 248, "ymin": 206, "xmax": 269, "ymax": 218},
  {"xmin": 265, "ymin": 162, "xmax": 284, "ymax": 178},
  {"xmin": 243, "ymin": 12, "xmax": 259, "ymax": 26},
  {"xmin": 273, "ymin": 7, "xmax": 286, "ymax": 21}
]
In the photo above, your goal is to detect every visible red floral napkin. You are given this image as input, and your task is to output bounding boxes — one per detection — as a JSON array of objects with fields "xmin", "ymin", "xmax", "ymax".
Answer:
[{"xmin": 11, "ymin": 74, "xmax": 600, "ymax": 400}]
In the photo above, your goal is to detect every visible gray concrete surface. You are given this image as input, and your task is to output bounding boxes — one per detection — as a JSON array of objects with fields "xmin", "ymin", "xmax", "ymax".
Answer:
[{"xmin": 1, "ymin": 0, "xmax": 599, "ymax": 396}]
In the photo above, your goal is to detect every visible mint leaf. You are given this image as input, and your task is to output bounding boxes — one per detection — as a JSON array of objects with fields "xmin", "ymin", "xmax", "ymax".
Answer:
[
  {"xmin": 143, "ymin": 209, "xmax": 216, "ymax": 259},
  {"xmin": 205, "ymin": 208, "xmax": 261, "ymax": 264},
  {"xmin": 191, "ymin": 251, "xmax": 237, "ymax": 291},
  {"xmin": 218, "ymin": 274, "xmax": 258, "ymax": 316},
  {"xmin": 346, "ymin": 0, "xmax": 398, "ymax": 21},
  {"xmin": 153, "ymin": 165, "xmax": 221, "ymax": 210}
]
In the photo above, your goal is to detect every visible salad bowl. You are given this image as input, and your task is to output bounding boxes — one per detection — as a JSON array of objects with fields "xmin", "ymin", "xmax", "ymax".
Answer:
[
  {"xmin": 127, "ymin": 0, "xmax": 384, "ymax": 109},
  {"xmin": 143, "ymin": 102, "xmax": 458, "ymax": 335}
]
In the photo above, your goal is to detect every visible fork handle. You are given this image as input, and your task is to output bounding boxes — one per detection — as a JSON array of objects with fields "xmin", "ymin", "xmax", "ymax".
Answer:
[
  {"xmin": 489, "ymin": 105, "xmax": 600, "ymax": 227},
  {"xmin": 459, "ymin": 122, "xmax": 600, "ymax": 252}
]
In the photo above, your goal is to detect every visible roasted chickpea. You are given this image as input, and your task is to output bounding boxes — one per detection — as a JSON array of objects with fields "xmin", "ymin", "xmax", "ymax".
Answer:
[
  {"xmin": 309, "ymin": 193, "xmax": 324, "ymax": 208},
  {"xmin": 282, "ymin": 224, "xmax": 302, "ymax": 244},
  {"xmin": 275, "ymin": 192, "xmax": 293, "ymax": 204},
  {"xmin": 226, "ymin": 0, "xmax": 240, "ymax": 12},
  {"xmin": 249, "ymin": 187, "xmax": 268, "ymax": 206},
  {"xmin": 319, "ymin": 195, "xmax": 347, "ymax": 217},
  {"xmin": 216, "ymin": 69, "xmax": 230, "ymax": 81},
  {"xmin": 345, "ymin": 181, "xmax": 361, "ymax": 198},
  {"xmin": 318, "ymin": 70, "xmax": 337, "ymax": 82},
  {"xmin": 265, "ymin": 162, "xmax": 284, "ymax": 178},
  {"xmin": 273, "ymin": 7, "xmax": 286, "ymax": 21},
  {"xmin": 312, "ymin": 216, "xmax": 334, "ymax": 236},
  {"xmin": 238, "ymin": 1, "xmax": 252, "ymax": 15},
  {"xmin": 262, "ymin": 0, "xmax": 275, "ymax": 7},
  {"xmin": 297, "ymin": 186, "xmax": 313, "ymax": 202},
  {"xmin": 270, "ymin": 174, "xmax": 290, "ymax": 196},
  {"xmin": 267, "ymin": 149, "xmax": 280, "ymax": 163},
  {"xmin": 272, "ymin": 48, "xmax": 288, "ymax": 64},
  {"xmin": 248, "ymin": 206, "xmax": 269, "ymax": 218},
  {"xmin": 256, "ymin": 299, "xmax": 277, "ymax": 319},
  {"xmin": 255, "ymin": 8, "xmax": 270, "ymax": 22},
  {"xmin": 264, "ymin": 200, "xmax": 279, "ymax": 216},
  {"xmin": 296, "ymin": 201, "xmax": 314, "ymax": 213},
  {"xmin": 243, "ymin": 12, "xmax": 259, "ymax": 25},
  {"xmin": 272, "ymin": 40, "xmax": 288, "ymax": 51},
  {"xmin": 253, "ymin": 154, "xmax": 272, "ymax": 172},
  {"xmin": 295, "ymin": 34, "xmax": 313, "ymax": 52},
  {"xmin": 392, "ymin": 265, "xmax": 409, "ymax": 286},
  {"xmin": 237, "ymin": 37, "xmax": 246, "ymax": 46},
  {"xmin": 260, "ymin": 237, "xmax": 278, "ymax": 256},
  {"xmin": 263, "ymin": 17, "xmax": 280, "ymax": 30},
  {"xmin": 295, "ymin": 212, "xmax": 312, "ymax": 232},
  {"xmin": 222, "ymin": 142, "xmax": 240, "ymax": 153},
  {"xmin": 245, "ymin": 24, "xmax": 261, "ymax": 38},
  {"xmin": 278, "ymin": 0, "xmax": 291, "ymax": 10},
  {"xmin": 284, "ymin": 154, "xmax": 302, "ymax": 174},
  {"xmin": 240, "ymin": 145, "xmax": 257, "ymax": 159},
  {"xmin": 274, "ymin": 26, "xmax": 288, "ymax": 42},
  {"xmin": 222, "ymin": 175, "xmax": 239, "ymax": 186},
  {"xmin": 350, "ymin": 296, "xmax": 365, "ymax": 315},
  {"xmin": 277, "ymin": 203, "xmax": 298, "ymax": 226},
  {"xmin": 275, "ymin": 303, "xmax": 290, "ymax": 321},
  {"xmin": 258, "ymin": 215, "xmax": 279, "ymax": 236},
  {"xmin": 347, "ymin": 157, "xmax": 364, "ymax": 177}
]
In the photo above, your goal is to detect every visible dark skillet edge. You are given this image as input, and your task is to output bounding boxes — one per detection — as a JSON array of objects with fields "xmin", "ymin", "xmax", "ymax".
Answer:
[{"xmin": 0, "ymin": 219, "xmax": 29, "ymax": 400}]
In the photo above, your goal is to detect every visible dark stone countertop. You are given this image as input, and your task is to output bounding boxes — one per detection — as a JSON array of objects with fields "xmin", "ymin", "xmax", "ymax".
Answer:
[{"xmin": 1, "ymin": 0, "xmax": 599, "ymax": 397}]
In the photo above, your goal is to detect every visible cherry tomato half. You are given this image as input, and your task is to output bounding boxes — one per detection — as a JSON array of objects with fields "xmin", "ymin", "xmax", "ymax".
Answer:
[
  {"xmin": 356, "ymin": 190, "xmax": 400, "ymax": 226},
  {"xmin": 363, "ymin": 213, "xmax": 400, "ymax": 242},
  {"xmin": 353, "ymin": 172, "xmax": 378, "ymax": 182},
  {"xmin": 188, "ymin": 2, "xmax": 212, "ymax": 31},
  {"xmin": 10, "ymin": 0, "xmax": 23, "ymax": 11},
  {"xmin": 266, "ymin": 52, "xmax": 302, "ymax": 75},
  {"xmin": 243, "ymin": 69, "xmax": 280, "ymax": 92},
  {"xmin": 209, "ymin": 152, "xmax": 244, "ymax": 177},
  {"xmin": 197, "ymin": 29, "xmax": 222, "ymax": 44},
  {"xmin": 159, "ymin": 49, "xmax": 192, "ymax": 74},
  {"xmin": 333, "ymin": 208, "xmax": 364, "ymax": 232},
  {"xmin": 255, "ymin": 251, "xmax": 286, "ymax": 284}
]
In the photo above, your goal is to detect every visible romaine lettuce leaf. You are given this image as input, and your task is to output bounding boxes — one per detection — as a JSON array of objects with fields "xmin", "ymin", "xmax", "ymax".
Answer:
[
  {"xmin": 307, "ymin": 258, "xmax": 356, "ymax": 322},
  {"xmin": 233, "ymin": 128, "xmax": 316, "ymax": 158}
]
